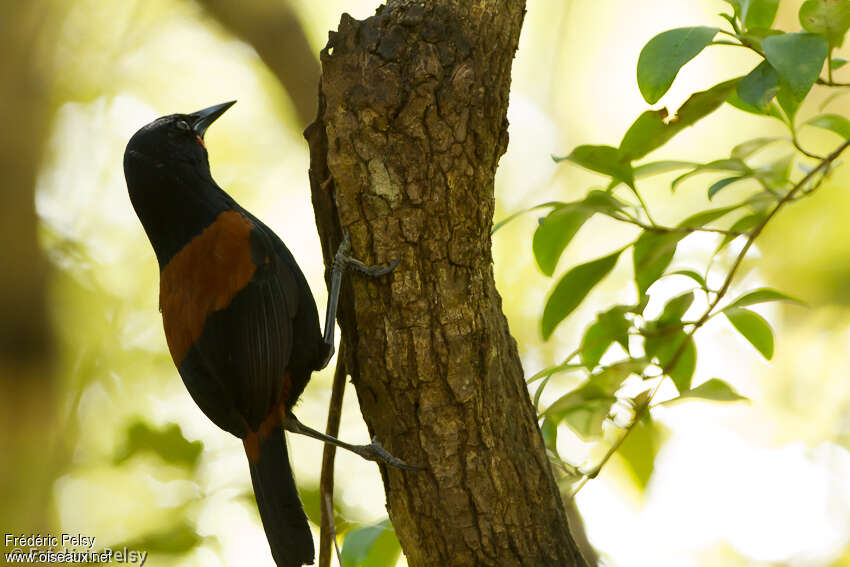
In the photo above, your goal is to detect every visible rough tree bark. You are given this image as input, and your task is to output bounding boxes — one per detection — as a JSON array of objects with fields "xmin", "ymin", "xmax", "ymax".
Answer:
[{"xmin": 305, "ymin": 2, "xmax": 588, "ymax": 565}]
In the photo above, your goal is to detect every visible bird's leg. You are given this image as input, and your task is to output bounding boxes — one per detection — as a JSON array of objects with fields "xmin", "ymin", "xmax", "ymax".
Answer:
[
  {"xmin": 319, "ymin": 231, "xmax": 400, "ymax": 369},
  {"xmin": 283, "ymin": 412, "xmax": 423, "ymax": 471}
]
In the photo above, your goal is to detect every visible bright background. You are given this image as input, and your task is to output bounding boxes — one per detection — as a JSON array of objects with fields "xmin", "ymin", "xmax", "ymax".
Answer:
[{"xmin": 5, "ymin": 0, "xmax": 850, "ymax": 566}]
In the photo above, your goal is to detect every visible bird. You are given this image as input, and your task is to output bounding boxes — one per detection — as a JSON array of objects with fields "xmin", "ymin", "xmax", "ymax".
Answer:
[{"xmin": 123, "ymin": 101, "xmax": 406, "ymax": 567}]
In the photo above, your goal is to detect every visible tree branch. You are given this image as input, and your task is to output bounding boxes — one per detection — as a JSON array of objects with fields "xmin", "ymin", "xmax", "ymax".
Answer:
[
  {"xmin": 197, "ymin": 0, "xmax": 320, "ymax": 127},
  {"xmin": 318, "ymin": 343, "xmax": 347, "ymax": 567}
]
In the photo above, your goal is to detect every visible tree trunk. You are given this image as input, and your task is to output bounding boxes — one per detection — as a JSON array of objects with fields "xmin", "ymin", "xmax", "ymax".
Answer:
[
  {"xmin": 0, "ymin": 0, "xmax": 57, "ymax": 535},
  {"xmin": 304, "ymin": 2, "xmax": 588, "ymax": 565}
]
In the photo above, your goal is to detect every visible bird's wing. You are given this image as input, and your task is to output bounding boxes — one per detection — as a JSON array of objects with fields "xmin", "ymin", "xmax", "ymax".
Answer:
[{"xmin": 160, "ymin": 210, "xmax": 300, "ymax": 432}]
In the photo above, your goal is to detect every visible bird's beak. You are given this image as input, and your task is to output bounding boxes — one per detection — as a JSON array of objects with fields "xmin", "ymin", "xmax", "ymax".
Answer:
[{"xmin": 190, "ymin": 101, "xmax": 236, "ymax": 139}]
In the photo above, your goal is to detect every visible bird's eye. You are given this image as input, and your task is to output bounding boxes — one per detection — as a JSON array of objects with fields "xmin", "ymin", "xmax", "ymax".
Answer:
[{"xmin": 176, "ymin": 120, "xmax": 191, "ymax": 132}]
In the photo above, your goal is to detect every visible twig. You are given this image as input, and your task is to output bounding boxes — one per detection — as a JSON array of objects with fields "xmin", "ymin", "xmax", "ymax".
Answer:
[
  {"xmin": 791, "ymin": 135, "xmax": 824, "ymax": 160},
  {"xmin": 817, "ymin": 78, "xmax": 850, "ymax": 87},
  {"xmin": 613, "ymin": 214, "xmax": 746, "ymax": 237},
  {"xmin": 324, "ymin": 494, "xmax": 343, "ymax": 567},
  {"xmin": 319, "ymin": 342, "xmax": 347, "ymax": 567},
  {"xmin": 571, "ymin": 138, "xmax": 850, "ymax": 494}
]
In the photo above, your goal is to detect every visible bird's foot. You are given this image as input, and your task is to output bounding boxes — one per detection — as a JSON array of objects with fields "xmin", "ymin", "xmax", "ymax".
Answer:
[
  {"xmin": 332, "ymin": 230, "xmax": 400, "ymax": 278},
  {"xmin": 347, "ymin": 436, "xmax": 425, "ymax": 471},
  {"xmin": 283, "ymin": 412, "xmax": 425, "ymax": 471}
]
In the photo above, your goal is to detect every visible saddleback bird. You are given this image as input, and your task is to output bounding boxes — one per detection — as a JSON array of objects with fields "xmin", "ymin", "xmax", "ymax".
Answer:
[{"xmin": 124, "ymin": 101, "xmax": 413, "ymax": 567}]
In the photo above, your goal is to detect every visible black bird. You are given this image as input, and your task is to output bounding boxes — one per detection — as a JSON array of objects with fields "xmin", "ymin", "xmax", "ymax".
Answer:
[{"xmin": 123, "ymin": 101, "xmax": 404, "ymax": 567}]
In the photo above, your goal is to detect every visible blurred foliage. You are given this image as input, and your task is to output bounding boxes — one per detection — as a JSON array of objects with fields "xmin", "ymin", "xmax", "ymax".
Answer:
[
  {"xmin": 339, "ymin": 519, "xmax": 401, "ymax": 567},
  {"xmin": 116, "ymin": 523, "xmax": 206, "ymax": 557},
  {"xmin": 114, "ymin": 422, "xmax": 203, "ymax": 470}
]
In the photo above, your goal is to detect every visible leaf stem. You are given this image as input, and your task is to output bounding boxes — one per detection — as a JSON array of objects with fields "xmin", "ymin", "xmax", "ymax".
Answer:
[
  {"xmin": 828, "ymin": 52, "xmax": 835, "ymax": 85},
  {"xmin": 628, "ymin": 187, "xmax": 657, "ymax": 225},
  {"xmin": 716, "ymin": 29, "xmax": 764, "ymax": 57}
]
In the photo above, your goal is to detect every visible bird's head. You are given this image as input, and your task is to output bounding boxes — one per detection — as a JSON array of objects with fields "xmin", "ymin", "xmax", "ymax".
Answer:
[
  {"xmin": 124, "ymin": 100, "xmax": 235, "ymax": 168},
  {"xmin": 124, "ymin": 101, "xmax": 238, "ymax": 267}
]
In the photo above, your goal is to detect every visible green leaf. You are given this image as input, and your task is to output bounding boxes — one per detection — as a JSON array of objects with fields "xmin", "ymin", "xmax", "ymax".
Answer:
[
  {"xmin": 590, "ymin": 359, "xmax": 647, "ymax": 394},
  {"xmin": 619, "ymin": 79, "xmax": 741, "ymax": 161},
  {"xmin": 665, "ymin": 378, "xmax": 749, "ymax": 404},
  {"xmin": 742, "ymin": 0, "xmax": 780, "ymax": 29},
  {"xmin": 799, "ymin": 0, "xmax": 850, "ymax": 47},
  {"xmin": 805, "ymin": 114, "xmax": 850, "ymax": 139},
  {"xmin": 725, "ymin": 287, "xmax": 806, "ymax": 309},
  {"xmin": 644, "ymin": 330, "xmax": 697, "ymax": 392},
  {"xmin": 581, "ymin": 189, "xmax": 630, "ymax": 215},
  {"xmin": 637, "ymin": 27, "xmax": 720, "ymax": 104},
  {"xmin": 731, "ymin": 136, "xmax": 781, "ymax": 160},
  {"xmin": 672, "ymin": 158, "xmax": 751, "ymax": 191},
  {"xmin": 832, "ymin": 57, "xmax": 849, "ymax": 69},
  {"xmin": 717, "ymin": 212, "xmax": 764, "ymax": 251},
  {"xmin": 723, "ymin": 0, "xmax": 743, "ymax": 17},
  {"xmin": 545, "ymin": 383, "xmax": 616, "ymax": 440},
  {"xmin": 633, "ymin": 232, "xmax": 682, "ymax": 296},
  {"xmin": 746, "ymin": 190, "xmax": 781, "ymax": 210},
  {"xmin": 719, "ymin": 11, "xmax": 738, "ymax": 29},
  {"xmin": 341, "ymin": 519, "xmax": 401, "ymax": 567},
  {"xmin": 526, "ymin": 362, "xmax": 583, "ymax": 385},
  {"xmin": 737, "ymin": 61, "xmax": 780, "ymax": 110},
  {"xmin": 617, "ymin": 415, "xmax": 664, "ymax": 491},
  {"xmin": 678, "ymin": 205, "xmax": 740, "ymax": 228},
  {"xmin": 762, "ymin": 33, "xmax": 829, "ymax": 100},
  {"xmin": 533, "ymin": 206, "xmax": 593, "ymax": 276},
  {"xmin": 676, "ymin": 78, "xmax": 742, "ymax": 122},
  {"xmin": 298, "ymin": 486, "xmax": 356, "ymax": 534},
  {"xmin": 667, "ymin": 338, "xmax": 697, "ymax": 393},
  {"xmin": 492, "ymin": 201, "xmax": 562, "ymax": 234},
  {"xmin": 724, "ymin": 307, "xmax": 775, "ymax": 359},
  {"xmin": 541, "ymin": 417, "xmax": 559, "ymax": 452},
  {"xmin": 580, "ymin": 321, "xmax": 612, "ymax": 369},
  {"xmin": 542, "ymin": 251, "xmax": 622, "ymax": 340},
  {"xmin": 555, "ymin": 145, "xmax": 635, "ymax": 188},
  {"xmin": 754, "ymin": 153, "xmax": 794, "ymax": 187},
  {"xmin": 708, "ymin": 176, "xmax": 746, "ymax": 199},
  {"xmin": 580, "ymin": 307, "xmax": 632, "ymax": 368},
  {"xmin": 634, "ymin": 160, "xmax": 700, "ymax": 178},
  {"xmin": 114, "ymin": 422, "xmax": 203, "ymax": 470},
  {"xmin": 659, "ymin": 291, "xmax": 695, "ymax": 324},
  {"xmin": 618, "ymin": 110, "xmax": 671, "ymax": 162},
  {"xmin": 726, "ymin": 91, "xmax": 786, "ymax": 121},
  {"xmin": 776, "ymin": 82, "xmax": 801, "ymax": 122},
  {"xmin": 666, "ymin": 269, "xmax": 707, "ymax": 289},
  {"xmin": 819, "ymin": 88, "xmax": 850, "ymax": 111},
  {"xmin": 737, "ymin": 27, "xmax": 786, "ymax": 50}
]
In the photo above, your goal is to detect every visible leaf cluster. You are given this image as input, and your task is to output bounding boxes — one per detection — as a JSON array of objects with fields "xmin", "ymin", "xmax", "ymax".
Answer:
[{"xmin": 499, "ymin": 0, "xmax": 850, "ymax": 493}]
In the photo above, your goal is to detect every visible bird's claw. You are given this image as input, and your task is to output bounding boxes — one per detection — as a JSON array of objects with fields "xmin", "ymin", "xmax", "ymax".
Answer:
[
  {"xmin": 333, "ymin": 230, "xmax": 400, "ymax": 277},
  {"xmin": 284, "ymin": 412, "xmax": 425, "ymax": 471},
  {"xmin": 354, "ymin": 437, "xmax": 426, "ymax": 471}
]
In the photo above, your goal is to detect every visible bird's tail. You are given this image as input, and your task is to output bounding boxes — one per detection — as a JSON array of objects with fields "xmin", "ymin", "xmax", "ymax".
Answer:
[{"xmin": 245, "ymin": 426, "xmax": 314, "ymax": 567}]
